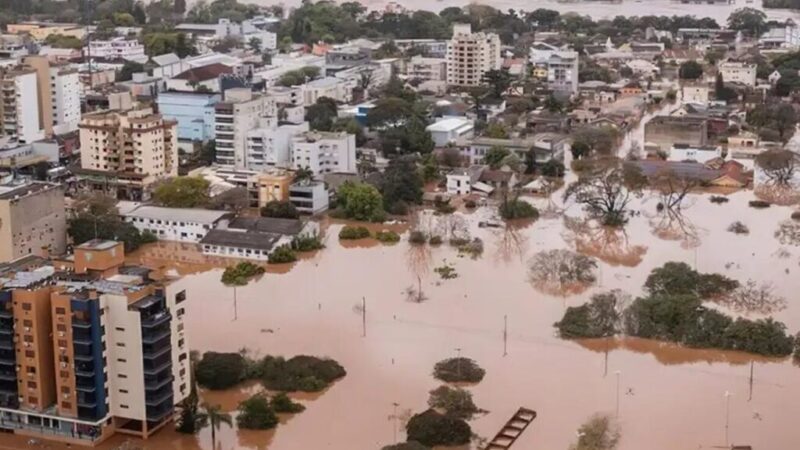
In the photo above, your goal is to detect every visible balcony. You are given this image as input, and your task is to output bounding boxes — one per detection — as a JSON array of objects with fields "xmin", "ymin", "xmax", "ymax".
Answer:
[
  {"xmin": 145, "ymin": 387, "xmax": 173, "ymax": 407},
  {"xmin": 72, "ymin": 319, "xmax": 91, "ymax": 329},
  {"xmin": 141, "ymin": 311, "xmax": 170, "ymax": 328},
  {"xmin": 76, "ymin": 394, "xmax": 97, "ymax": 408},
  {"xmin": 145, "ymin": 374, "xmax": 173, "ymax": 391},
  {"xmin": 146, "ymin": 403, "xmax": 175, "ymax": 422}
]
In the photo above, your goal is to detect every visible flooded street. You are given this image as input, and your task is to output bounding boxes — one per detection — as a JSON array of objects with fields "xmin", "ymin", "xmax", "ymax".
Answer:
[{"xmin": 113, "ymin": 188, "xmax": 800, "ymax": 450}]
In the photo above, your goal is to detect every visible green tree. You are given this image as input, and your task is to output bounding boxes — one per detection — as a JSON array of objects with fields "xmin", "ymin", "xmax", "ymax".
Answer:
[
  {"xmin": 305, "ymin": 97, "xmax": 339, "ymax": 131},
  {"xmin": 237, "ymin": 394, "xmax": 278, "ymax": 430},
  {"xmin": 484, "ymin": 122, "xmax": 509, "ymax": 139},
  {"xmin": 118, "ymin": 61, "xmax": 144, "ymax": 82},
  {"xmin": 248, "ymin": 36, "xmax": 262, "ymax": 52},
  {"xmin": 727, "ymin": 7, "xmax": 767, "ymax": 36},
  {"xmin": 195, "ymin": 352, "xmax": 246, "ymax": 389},
  {"xmin": 337, "ymin": 182, "xmax": 385, "ymax": 222},
  {"xmin": 152, "ymin": 177, "xmax": 210, "ymax": 208},
  {"xmin": 570, "ymin": 414, "xmax": 621, "ymax": 450},
  {"xmin": 563, "ymin": 158, "xmax": 646, "ymax": 226},
  {"xmin": 678, "ymin": 60, "xmax": 703, "ymax": 79},
  {"xmin": 44, "ymin": 34, "xmax": 83, "ymax": 49},
  {"xmin": 482, "ymin": 68, "xmax": 512, "ymax": 99},
  {"xmin": 67, "ymin": 193, "xmax": 153, "ymax": 252},
  {"xmin": 556, "ymin": 291, "xmax": 625, "ymax": 338},
  {"xmin": 198, "ymin": 403, "xmax": 233, "ymax": 450},
  {"xmin": 261, "ymin": 201, "xmax": 300, "ymax": 219},
  {"xmin": 406, "ymin": 410, "xmax": 471, "ymax": 447},
  {"xmin": 176, "ymin": 382, "xmax": 206, "ymax": 434},
  {"xmin": 380, "ymin": 156, "xmax": 423, "ymax": 214},
  {"xmin": 427, "ymin": 386, "xmax": 480, "ymax": 420},
  {"xmin": 483, "ymin": 146, "xmax": 510, "ymax": 168}
]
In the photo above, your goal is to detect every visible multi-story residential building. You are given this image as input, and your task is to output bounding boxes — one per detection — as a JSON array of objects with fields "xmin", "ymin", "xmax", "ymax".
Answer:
[
  {"xmin": 175, "ymin": 18, "xmax": 277, "ymax": 50},
  {"xmin": 302, "ymin": 77, "xmax": 351, "ymax": 105},
  {"xmin": 77, "ymin": 108, "xmax": 178, "ymax": 200},
  {"xmin": 117, "ymin": 201, "xmax": 230, "ymax": 243},
  {"xmin": 530, "ymin": 43, "xmax": 579, "ymax": 96},
  {"xmin": 289, "ymin": 180, "xmax": 330, "ymax": 214},
  {"xmin": 247, "ymin": 169, "xmax": 294, "ymax": 208},
  {"xmin": 406, "ymin": 56, "xmax": 447, "ymax": 82},
  {"xmin": 718, "ymin": 61, "xmax": 757, "ymax": 87},
  {"xmin": 0, "ymin": 239, "xmax": 190, "ymax": 445},
  {"xmin": 85, "ymin": 38, "xmax": 146, "ymax": 61},
  {"xmin": 0, "ymin": 181, "xmax": 66, "ymax": 264},
  {"xmin": 245, "ymin": 117, "xmax": 310, "ymax": 171},
  {"xmin": 290, "ymin": 131, "xmax": 357, "ymax": 178},
  {"xmin": 1, "ymin": 68, "xmax": 45, "ymax": 144},
  {"xmin": 156, "ymin": 91, "xmax": 221, "ymax": 145},
  {"xmin": 0, "ymin": 34, "xmax": 28, "ymax": 59},
  {"xmin": 214, "ymin": 88, "xmax": 276, "ymax": 169},
  {"xmin": 394, "ymin": 39, "xmax": 448, "ymax": 58},
  {"xmin": 445, "ymin": 24, "xmax": 501, "ymax": 87},
  {"xmin": 22, "ymin": 56, "xmax": 82, "ymax": 136},
  {"xmin": 456, "ymin": 135, "xmax": 567, "ymax": 166}
]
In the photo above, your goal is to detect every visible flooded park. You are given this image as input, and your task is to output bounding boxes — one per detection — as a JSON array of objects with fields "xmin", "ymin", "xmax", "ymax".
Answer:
[{"xmin": 51, "ymin": 185, "xmax": 794, "ymax": 450}]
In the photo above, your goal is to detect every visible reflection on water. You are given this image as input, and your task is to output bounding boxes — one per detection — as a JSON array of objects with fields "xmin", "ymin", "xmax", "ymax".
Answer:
[
  {"xmin": 647, "ymin": 206, "xmax": 703, "ymax": 249},
  {"xmin": 562, "ymin": 216, "xmax": 648, "ymax": 267},
  {"xmin": 109, "ymin": 191, "xmax": 800, "ymax": 450}
]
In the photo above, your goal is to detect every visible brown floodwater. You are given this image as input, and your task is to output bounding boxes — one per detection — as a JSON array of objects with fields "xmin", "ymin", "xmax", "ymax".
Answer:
[{"xmin": 14, "ymin": 190, "xmax": 800, "ymax": 450}]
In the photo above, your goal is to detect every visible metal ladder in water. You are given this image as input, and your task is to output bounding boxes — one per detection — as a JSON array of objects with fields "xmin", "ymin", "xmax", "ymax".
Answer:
[{"xmin": 483, "ymin": 407, "xmax": 537, "ymax": 450}]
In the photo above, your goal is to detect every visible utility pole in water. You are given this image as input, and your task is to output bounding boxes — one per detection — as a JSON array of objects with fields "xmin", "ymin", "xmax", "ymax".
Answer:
[
  {"xmin": 503, "ymin": 315, "xmax": 508, "ymax": 357},
  {"xmin": 748, "ymin": 361, "xmax": 754, "ymax": 401},
  {"xmin": 361, "ymin": 297, "xmax": 366, "ymax": 337}
]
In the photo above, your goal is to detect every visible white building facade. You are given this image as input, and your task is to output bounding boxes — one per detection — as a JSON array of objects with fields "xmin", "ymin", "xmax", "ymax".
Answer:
[
  {"xmin": 86, "ymin": 38, "xmax": 146, "ymax": 61},
  {"xmin": 719, "ymin": 61, "xmax": 757, "ymax": 87},
  {"xmin": 117, "ymin": 202, "xmax": 230, "ymax": 243},
  {"xmin": 245, "ymin": 117, "xmax": 310, "ymax": 171},
  {"xmin": 214, "ymin": 89, "xmax": 276, "ymax": 169},
  {"xmin": 290, "ymin": 132, "xmax": 357, "ymax": 178}
]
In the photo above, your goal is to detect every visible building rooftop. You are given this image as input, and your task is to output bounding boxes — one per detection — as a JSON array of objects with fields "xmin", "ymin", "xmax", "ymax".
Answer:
[
  {"xmin": 426, "ymin": 117, "xmax": 473, "ymax": 133},
  {"xmin": 200, "ymin": 229, "xmax": 281, "ymax": 252},
  {"xmin": 0, "ymin": 181, "xmax": 56, "ymax": 201},
  {"xmin": 228, "ymin": 217, "xmax": 305, "ymax": 235},
  {"xmin": 173, "ymin": 63, "xmax": 233, "ymax": 82},
  {"xmin": 117, "ymin": 201, "xmax": 230, "ymax": 224},
  {"xmin": 76, "ymin": 239, "xmax": 120, "ymax": 251}
]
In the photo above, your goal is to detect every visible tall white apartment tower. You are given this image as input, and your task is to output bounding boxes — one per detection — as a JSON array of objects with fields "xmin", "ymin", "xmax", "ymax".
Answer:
[{"xmin": 446, "ymin": 23, "xmax": 502, "ymax": 87}]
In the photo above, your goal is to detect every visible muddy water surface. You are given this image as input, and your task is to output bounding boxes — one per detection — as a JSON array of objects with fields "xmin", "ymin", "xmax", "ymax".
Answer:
[{"xmin": 105, "ymin": 189, "xmax": 800, "ymax": 450}]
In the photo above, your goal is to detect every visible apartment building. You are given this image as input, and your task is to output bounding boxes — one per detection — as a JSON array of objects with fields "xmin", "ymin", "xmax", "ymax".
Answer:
[
  {"xmin": 22, "ymin": 56, "xmax": 82, "ymax": 136},
  {"xmin": 290, "ymin": 131, "xmax": 357, "ymax": 178},
  {"xmin": 445, "ymin": 24, "xmax": 501, "ymax": 87},
  {"xmin": 85, "ymin": 38, "xmax": 146, "ymax": 61},
  {"xmin": 0, "ymin": 240, "xmax": 189, "ymax": 445},
  {"xmin": 78, "ymin": 108, "xmax": 178, "ymax": 200},
  {"xmin": 214, "ymin": 88, "xmax": 276, "ymax": 169},
  {"xmin": 718, "ymin": 61, "xmax": 757, "ymax": 87},
  {"xmin": 406, "ymin": 56, "xmax": 447, "ymax": 82},
  {"xmin": 156, "ymin": 91, "xmax": 221, "ymax": 143},
  {"xmin": 530, "ymin": 43, "xmax": 579, "ymax": 96},
  {"xmin": 247, "ymin": 170, "xmax": 294, "ymax": 208},
  {"xmin": 0, "ymin": 181, "xmax": 66, "ymax": 263},
  {"xmin": 1, "ymin": 68, "xmax": 45, "ymax": 144},
  {"xmin": 245, "ymin": 116, "xmax": 310, "ymax": 171}
]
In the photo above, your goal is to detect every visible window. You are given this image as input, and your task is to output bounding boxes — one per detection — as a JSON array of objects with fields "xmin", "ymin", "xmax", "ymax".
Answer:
[
  {"xmin": 28, "ymin": 397, "xmax": 37, "ymax": 404},
  {"xmin": 119, "ymin": 389, "xmax": 128, "ymax": 394},
  {"xmin": 175, "ymin": 291, "xmax": 186, "ymax": 304},
  {"xmin": 179, "ymin": 353, "xmax": 187, "ymax": 361},
  {"xmin": 27, "ymin": 381, "xmax": 36, "ymax": 389},
  {"xmin": 115, "ymin": 327, "xmax": 125, "ymax": 332},
  {"xmin": 26, "ymin": 367, "xmax": 35, "ymax": 374},
  {"xmin": 59, "ymin": 371, "xmax": 69, "ymax": 378},
  {"xmin": 55, "ymin": 307, "xmax": 65, "ymax": 315},
  {"xmin": 22, "ymin": 303, "xmax": 32, "ymax": 311},
  {"xmin": 61, "ymin": 402, "xmax": 71, "ymax": 409},
  {"xmin": 56, "ymin": 324, "xmax": 66, "ymax": 332},
  {"xmin": 23, "ymin": 320, "xmax": 32, "ymax": 327},
  {"xmin": 120, "ymin": 404, "xmax": 129, "ymax": 409},
  {"xmin": 58, "ymin": 340, "xmax": 67, "ymax": 348},
  {"xmin": 117, "ymin": 358, "xmax": 126, "ymax": 363},
  {"xmin": 119, "ymin": 374, "xmax": 127, "ymax": 379},
  {"xmin": 61, "ymin": 386, "xmax": 70, "ymax": 394},
  {"xmin": 116, "ymin": 342, "xmax": 125, "ymax": 347}
]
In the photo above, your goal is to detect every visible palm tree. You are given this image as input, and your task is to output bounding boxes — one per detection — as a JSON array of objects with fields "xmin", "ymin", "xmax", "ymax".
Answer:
[{"xmin": 198, "ymin": 403, "xmax": 232, "ymax": 449}]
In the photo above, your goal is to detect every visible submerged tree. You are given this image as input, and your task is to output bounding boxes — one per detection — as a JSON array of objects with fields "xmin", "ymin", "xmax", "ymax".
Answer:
[
  {"xmin": 564, "ymin": 158, "xmax": 646, "ymax": 226},
  {"xmin": 198, "ymin": 403, "xmax": 233, "ymax": 450},
  {"xmin": 570, "ymin": 414, "xmax": 621, "ymax": 450},
  {"xmin": 555, "ymin": 290, "xmax": 629, "ymax": 339},
  {"xmin": 755, "ymin": 149, "xmax": 799, "ymax": 188},
  {"xmin": 527, "ymin": 249, "xmax": 598, "ymax": 296}
]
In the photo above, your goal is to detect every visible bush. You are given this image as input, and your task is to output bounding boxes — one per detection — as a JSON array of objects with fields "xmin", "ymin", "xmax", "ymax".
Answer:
[
  {"xmin": 464, "ymin": 199, "xmax": 477, "ymax": 209},
  {"xmin": 433, "ymin": 357, "xmax": 485, "ymax": 383},
  {"xmin": 406, "ymin": 410, "xmax": 471, "ymax": 447},
  {"xmin": 427, "ymin": 385, "xmax": 479, "ymax": 420},
  {"xmin": 237, "ymin": 394, "xmax": 278, "ymax": 430},
  {"xmin": 195, "ymin": 352, "xmax": 246, "ymax": 390},
  {"xmin": 791, "ymin": 211, "xmax": 800, "ymax": 221},
  {"xmin": 727, "ymin": 221, "xmax": 749, "ymax": 235},
  {"xmin": 409, "ymin": 231, "xmax": 427, "ymax": 244},
  {"xmin": 710, "ymin": 195, "xmax": 730, "ymax": 204},
  {"xmin": 749, "ymin": 200, "xmax": 771, "ymax": 209},
  {"xmin": 429, "ymin": 235, "xmax": 443, "ymax": 245},
  {"xmin": 221, "ymin": 262, "xmax": 265, "ymax": 286},
  {"xmin": 644, "ymin": 262, "xmax": 738, "ymax": 299},
  {"xmin": 270, "ymin": 392, "xmax": 305, "ymax": 413},
  {"xmin": 434, "ymin": 263, "xmax": 458, "ymax": 280},
  {"xmin": 435, "ymin": 202, "xmax": 456, "ymax": 214},
  {"xmin": 456, "ymin": 238, "xmax": 483, "ymax": 258},
  {"xmin": 261, "ymin": 201, "xmax": 300, "ymax": 219},
  {"xmin": 499, "ymin": 199, "xmax": 539, "ymax": 220},
  {"xmin": 541, "ymin": 160, "xmax": 566, "ymax": 178},
  {"xmin": 339, "ymin": 226, "xmax": 371, "ymax": 240},
  {"xmin": 260, "ymin": 355, "xmax": 346, "ymax": 392},
  {"xmin": 555, "ymin": 291, "xmax": 624, "ymax": 339},
  {"xmin": 268, "ymin": 244, "xmax": 297, "ymax": 264},
  {"xmin": 376, "ymin": 230, "xmax": 401, "ymax": 243},
  {"xmin": 291, "ymin": 234, "xmax": 324, "ymax": 251}
]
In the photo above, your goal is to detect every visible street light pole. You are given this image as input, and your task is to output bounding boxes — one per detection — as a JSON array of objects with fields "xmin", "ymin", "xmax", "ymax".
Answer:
[
  {"xmin": 724, "ymin": 391, "xmax": 732, "ymax": 447},
  {"xmin": 455, "ymin": 348, "xmax": 462, "ymax": 378},
  {"xmin": 615, "ymin": 370, "xmax": 621, "ymax": 418}
]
